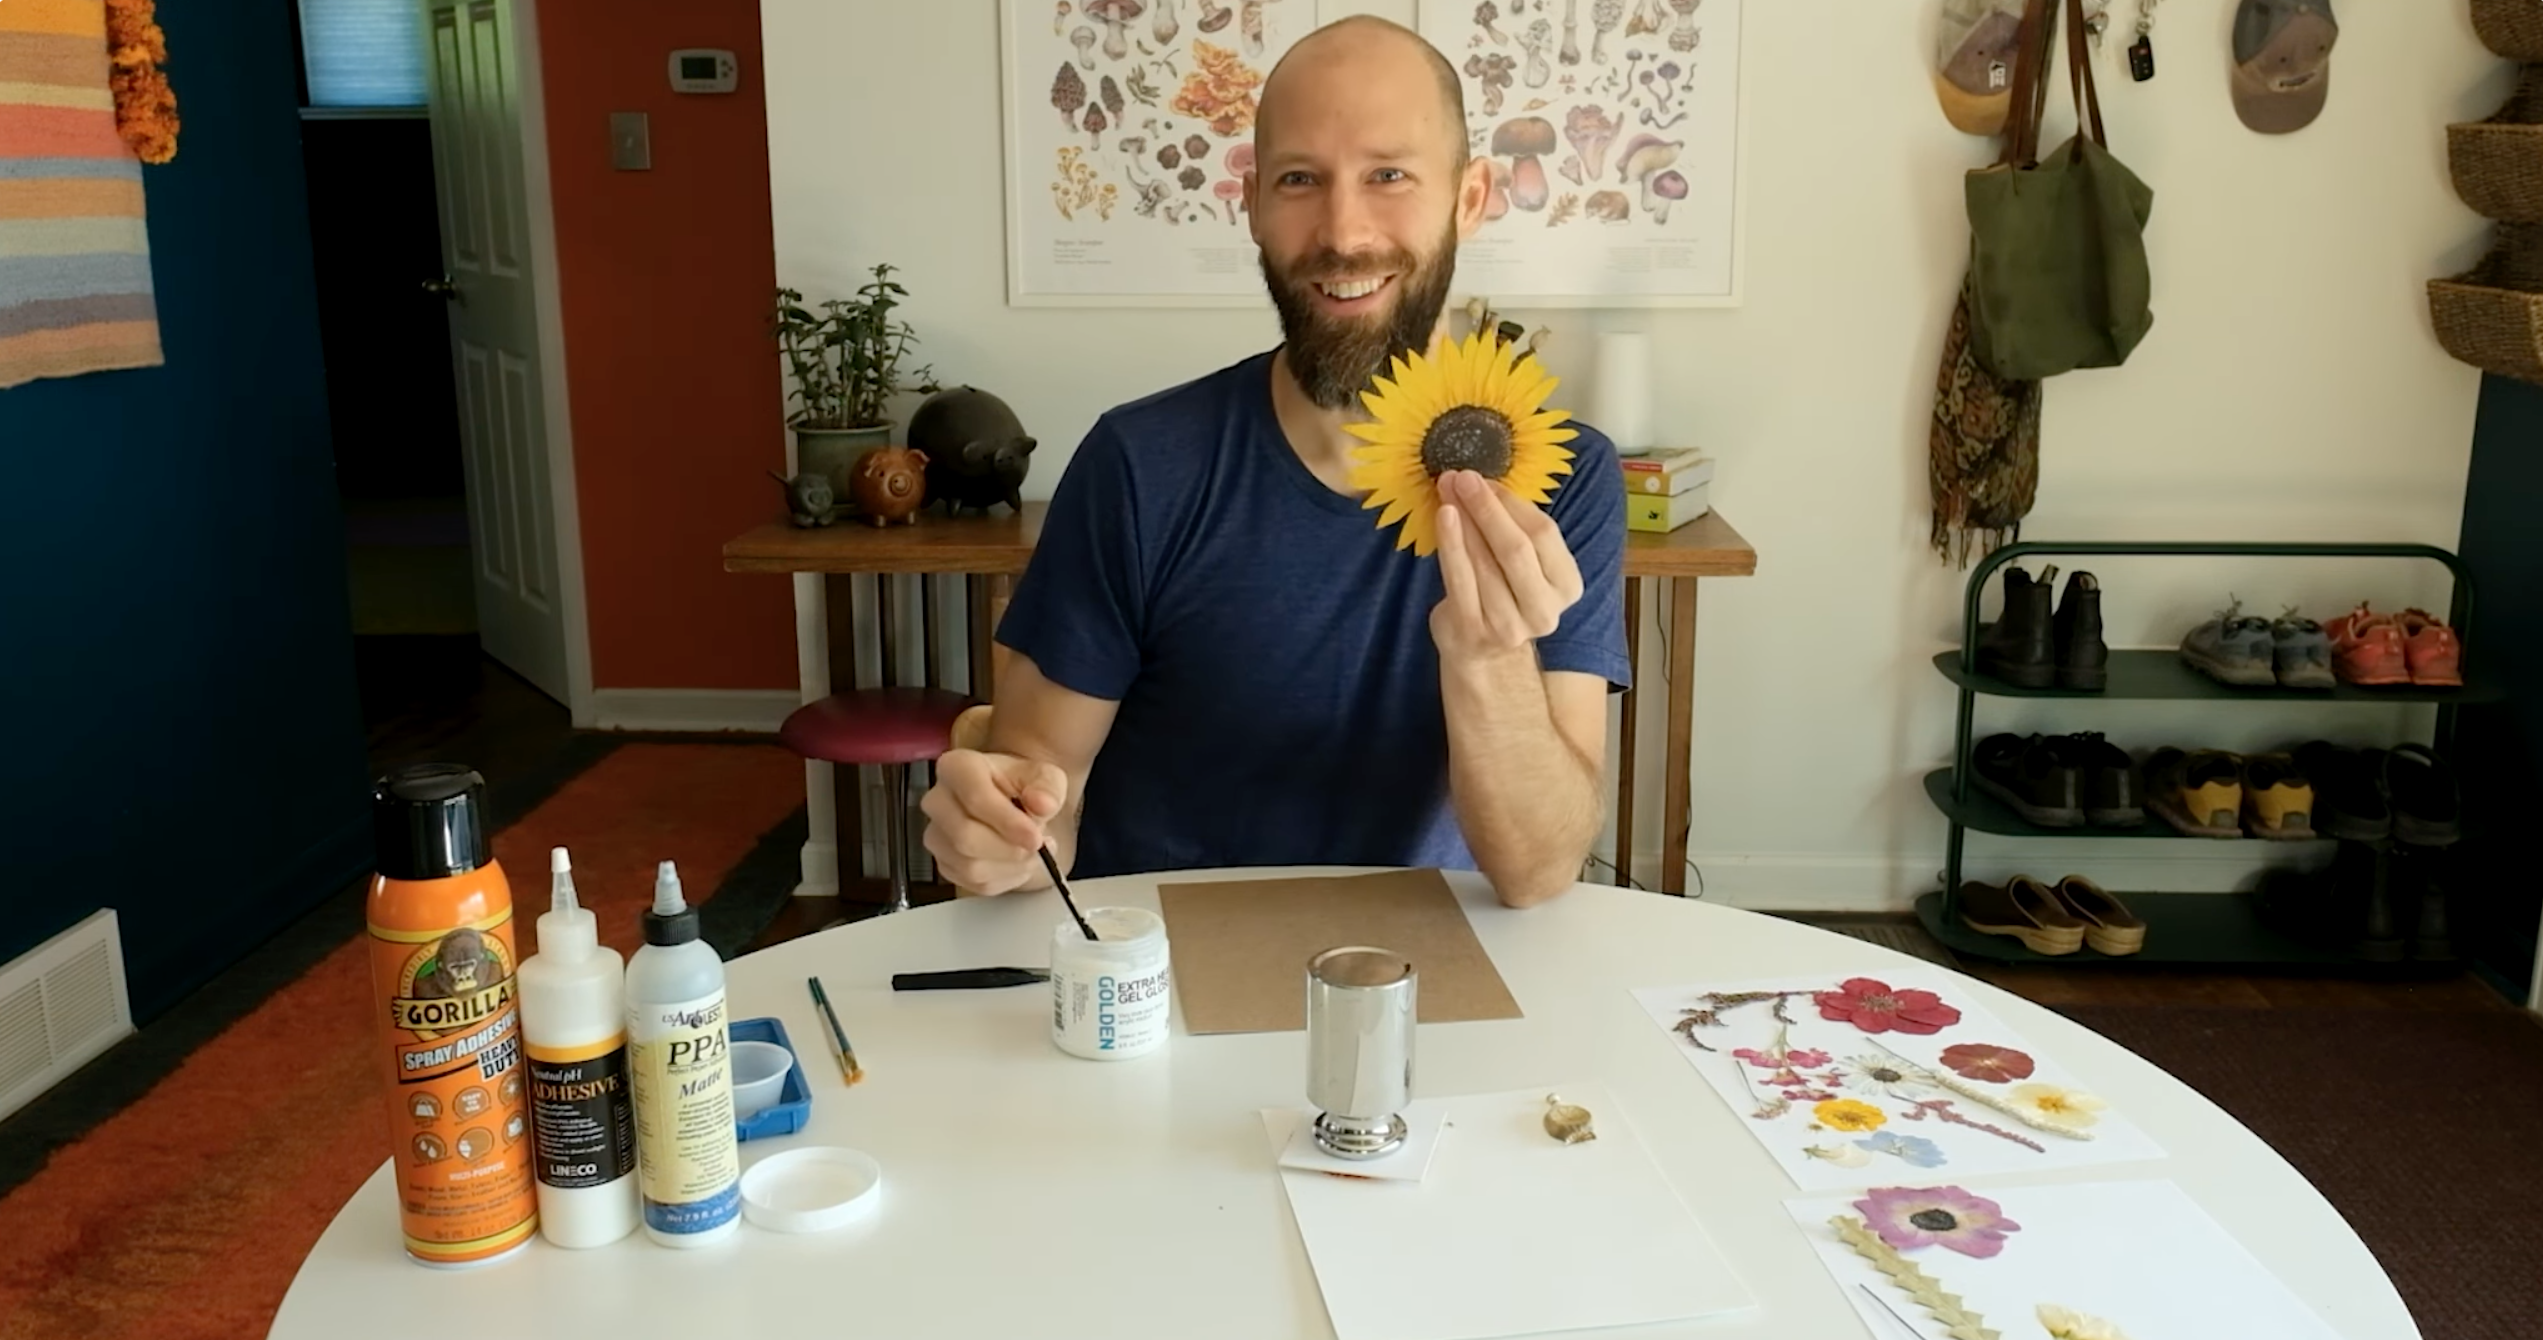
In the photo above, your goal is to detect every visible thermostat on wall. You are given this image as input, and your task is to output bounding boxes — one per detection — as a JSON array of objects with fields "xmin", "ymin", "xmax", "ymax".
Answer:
[{"xmin": 668, "ymin": 49, "xmax": 737, "ymax": 94}]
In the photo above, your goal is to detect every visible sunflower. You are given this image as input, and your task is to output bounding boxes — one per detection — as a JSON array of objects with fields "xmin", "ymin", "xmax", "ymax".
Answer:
[{"xmin": 1344, "ymin": 332, "xmax": 1578, "ymax": 557}]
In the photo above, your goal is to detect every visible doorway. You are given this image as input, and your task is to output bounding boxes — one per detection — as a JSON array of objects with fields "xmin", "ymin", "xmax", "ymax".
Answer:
[{"xmin": 289, "ymin": 0, "xmax": 581, "ymax": 729}]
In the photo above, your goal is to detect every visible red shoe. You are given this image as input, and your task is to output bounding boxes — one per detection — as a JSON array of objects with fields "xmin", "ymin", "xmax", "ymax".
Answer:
[
  {"xmin": 2395, "ymin": 609, "xmax": 2464, "ymax": 687},
  {"xmin": 2325, "ymin": 603, "xmax": 2409, "ymax": 687}
]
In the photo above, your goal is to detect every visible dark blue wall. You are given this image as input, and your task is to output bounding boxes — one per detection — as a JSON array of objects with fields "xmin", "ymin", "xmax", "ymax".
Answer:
[
  {"xmin": 0, "ymin": 1, "xmax": 369, "ymax": 1021},
  {"xmin": 2457, "ymin": 373, "xmax": 2543, "ymax": 1001}
]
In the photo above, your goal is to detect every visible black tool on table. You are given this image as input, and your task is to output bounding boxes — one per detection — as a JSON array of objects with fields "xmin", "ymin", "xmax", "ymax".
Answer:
[{"xmin": 891, "ymin": 967, "xmax": 1052, "ymax": 991}]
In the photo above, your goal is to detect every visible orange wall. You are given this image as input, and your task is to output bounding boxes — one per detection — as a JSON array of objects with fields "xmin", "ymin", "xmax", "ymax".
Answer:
[{"xmin": 537, "ymin": 0, "xmax": 795, "ymax": 692}]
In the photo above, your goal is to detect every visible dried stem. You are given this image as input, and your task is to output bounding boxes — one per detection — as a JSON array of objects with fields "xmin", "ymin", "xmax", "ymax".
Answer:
[{"xmin": 1830, "ymin": 1216, "xmax": 2001, "ymax": 1340}]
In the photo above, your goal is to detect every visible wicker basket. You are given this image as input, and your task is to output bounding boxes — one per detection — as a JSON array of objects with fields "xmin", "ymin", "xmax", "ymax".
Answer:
[
  {"xmin": 2474, "ymin": 0, "xmax": 2543, "ymax": 61},
  {"xmin": 2430, "ymin": 225, "xmax": 2543, "ymax": 385},
  {"xmin": 2450, "ymin": 68, "xmax": 2543, "ymax": 221}
]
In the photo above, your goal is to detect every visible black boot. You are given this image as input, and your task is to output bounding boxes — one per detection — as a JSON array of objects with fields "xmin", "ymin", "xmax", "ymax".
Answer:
[
  {"xmin": 2053, "ymin": 571, "xmax": 2108, "ymax": 692},
  {"xmin": 1977, "ymin": 564, "xmax": 2057, "ymax": 689},
  {"xmin": 2404, "ymin": 845, "xmax": 2455, "ymax": 962},
  {"xmin": 2347, "ymin": 840, "xmax": 2405, "ymax": 963}
]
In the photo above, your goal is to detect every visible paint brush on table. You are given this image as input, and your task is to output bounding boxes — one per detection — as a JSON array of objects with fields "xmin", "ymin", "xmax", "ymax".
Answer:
[{"xmin": 806, "ymin": 975, "xmax": 863, "ymax": 1085}]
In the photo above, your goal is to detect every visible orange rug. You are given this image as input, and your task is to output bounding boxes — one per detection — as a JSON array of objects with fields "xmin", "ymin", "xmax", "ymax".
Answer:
[{"xmin": 0, "ymin": 743, "xmax": 805, "ymax": 1340}]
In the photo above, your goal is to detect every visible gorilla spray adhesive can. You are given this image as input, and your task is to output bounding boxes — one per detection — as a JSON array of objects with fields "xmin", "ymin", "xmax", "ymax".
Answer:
[{"xmin": 367, "ymin": 764, "xmax": 539, "ymax": 1267}]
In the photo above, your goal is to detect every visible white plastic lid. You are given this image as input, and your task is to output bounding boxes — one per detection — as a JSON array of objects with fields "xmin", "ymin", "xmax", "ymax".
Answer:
[{"xmin": 740, "ymin": 1146, "xmax": 882, "ymax": 1234}]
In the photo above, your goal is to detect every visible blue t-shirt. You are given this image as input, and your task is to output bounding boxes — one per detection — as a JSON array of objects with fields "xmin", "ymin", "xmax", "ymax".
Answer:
[{"xmin": 994, "ymin": 351, "xmax": 1631, "ymax": 879}]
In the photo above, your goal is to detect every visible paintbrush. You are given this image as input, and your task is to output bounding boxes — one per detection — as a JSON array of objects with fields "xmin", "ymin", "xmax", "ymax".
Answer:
[{"xmin": 1039, "ymin": 841, "xmax": 1098, "ymax": 941}]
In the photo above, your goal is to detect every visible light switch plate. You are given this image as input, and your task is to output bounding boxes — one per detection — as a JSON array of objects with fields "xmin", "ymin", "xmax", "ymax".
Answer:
[{"xmin": 609, "ymin": 112, "xmax": 651, "ymax": 171}]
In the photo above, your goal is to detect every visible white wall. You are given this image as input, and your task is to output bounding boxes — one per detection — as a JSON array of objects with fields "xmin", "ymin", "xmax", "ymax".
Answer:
[{"xmin": 763, "ymin": 0, "xmax": 2505, "ymax": 909}]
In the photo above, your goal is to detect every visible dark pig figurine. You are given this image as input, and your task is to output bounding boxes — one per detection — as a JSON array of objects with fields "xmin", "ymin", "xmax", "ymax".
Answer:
[{"xmin": 909, "ymin": 386, "xmax": 1036, "ymax": 515}]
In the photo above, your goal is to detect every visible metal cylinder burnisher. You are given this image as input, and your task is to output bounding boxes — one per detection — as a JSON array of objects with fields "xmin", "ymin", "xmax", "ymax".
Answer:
[{"xmin": 1305, "ymin": 946, "xmax": 1417, "ymax": 1160}]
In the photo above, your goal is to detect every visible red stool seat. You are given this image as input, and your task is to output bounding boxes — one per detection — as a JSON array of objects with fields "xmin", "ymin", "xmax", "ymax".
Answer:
[{"xmin": 778, "ymin": 688, "xmax": 975, "ymax": 766}]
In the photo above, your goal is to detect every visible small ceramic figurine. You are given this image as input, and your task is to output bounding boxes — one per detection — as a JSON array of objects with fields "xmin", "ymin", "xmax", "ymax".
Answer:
[
  {"xmin": 769, "ymin": 470, "xmax": 837, "ymax": 528},
  {"xmin": 909, "ymin": 386, "xmax": 1037, "ymax": 514},
  {"xmin": 851, "ymin": 447, "xmax": 929, "ymax": 526}
]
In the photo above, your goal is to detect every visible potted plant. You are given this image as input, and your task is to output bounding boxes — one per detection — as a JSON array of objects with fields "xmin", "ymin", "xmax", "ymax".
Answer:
[{"xmin": 774, "ymin": 263, "xmax": 941, "ymax": 494}]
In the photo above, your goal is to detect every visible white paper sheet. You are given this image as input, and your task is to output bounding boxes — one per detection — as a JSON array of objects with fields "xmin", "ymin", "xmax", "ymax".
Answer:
[
  {"xmin": 1275, "ymin": 1098, "xmax": 1452, "ymax": 1183},
  {"xmin": 1786, "ymin": 1179, "xmax": 2342, "ymax": 1340},
  {"xmin": 1263, "ymin": 1084, "xmax": 1755, "ymax": 1340},
  {"xmin": 1632, "ymin": 969, "xmax": 2167, "ymax": 1189}
]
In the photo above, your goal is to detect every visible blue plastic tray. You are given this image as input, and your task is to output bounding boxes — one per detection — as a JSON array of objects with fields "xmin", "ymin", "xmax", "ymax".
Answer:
[{"xmin": 730, "ymin": 1015, "xmax": 812, "ymax": 1142}]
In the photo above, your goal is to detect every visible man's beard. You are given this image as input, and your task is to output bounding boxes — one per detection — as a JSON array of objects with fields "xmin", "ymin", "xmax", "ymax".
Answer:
[{"xmin": 1262, "ymin": 219, "xmax": 1459, "ymax": 411}]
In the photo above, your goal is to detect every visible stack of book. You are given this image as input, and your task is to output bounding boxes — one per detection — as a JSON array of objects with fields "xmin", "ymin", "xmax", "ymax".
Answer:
[{"xmin": 1618, "ymin": 448, "xmax": 1713, "ymax": 534}]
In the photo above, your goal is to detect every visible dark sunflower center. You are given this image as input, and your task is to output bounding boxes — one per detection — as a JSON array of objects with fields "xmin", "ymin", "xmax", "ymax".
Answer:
[
  {"xmin": 1869, "ymin": 1067, "xmax": 1904, "ymax": 1083},
  {"xmin": 1419, "ymin": 405, "xmax": 1515, "ymax": 479},
  {"xmin": 1909, "ymin": 1209, "xmax": 1959, "ymax": 1232}
]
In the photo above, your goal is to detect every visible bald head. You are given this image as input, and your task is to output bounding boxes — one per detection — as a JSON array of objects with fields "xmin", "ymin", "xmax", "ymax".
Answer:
[{"xmin": 1258, "ymin": 16, "xmax": 1468, "ymax": 170}]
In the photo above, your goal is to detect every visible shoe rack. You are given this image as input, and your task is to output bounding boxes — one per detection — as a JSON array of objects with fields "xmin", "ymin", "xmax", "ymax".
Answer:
[{"xmin": 1916, "ymin": 539, "xmax": 2488, "ymax": 967}]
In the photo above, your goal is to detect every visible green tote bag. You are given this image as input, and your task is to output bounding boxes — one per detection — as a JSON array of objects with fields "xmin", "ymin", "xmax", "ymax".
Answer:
[{"xmin": 1965, "ymin": 0, "xmax": 2155, "ymax": 381}]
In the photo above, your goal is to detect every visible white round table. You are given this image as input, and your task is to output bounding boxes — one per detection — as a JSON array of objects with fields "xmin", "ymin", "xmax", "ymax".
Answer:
[{"xmin": 271, "ymin": 870, "xmax": 2417, "ymax": 1339}]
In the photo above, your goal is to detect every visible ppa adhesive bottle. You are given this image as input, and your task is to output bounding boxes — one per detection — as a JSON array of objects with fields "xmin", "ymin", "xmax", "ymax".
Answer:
[
  {"xmin": 518, "ymin": 847, "xmax": 639, "ymax": 1248},
  {"xmin": 625, "ymin": 860, "xmax": 740, "ymax": 1247}
]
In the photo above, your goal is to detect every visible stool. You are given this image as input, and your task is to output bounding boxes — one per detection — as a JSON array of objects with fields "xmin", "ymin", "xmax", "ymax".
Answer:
[{"xmin": 777, "ymin": 573, "xmax": 973, "ymax": 914}]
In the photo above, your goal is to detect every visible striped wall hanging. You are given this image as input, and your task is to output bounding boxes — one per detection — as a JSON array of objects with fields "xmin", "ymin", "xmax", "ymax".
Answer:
[{"xmin": 1, "ymin": 0, "xmax": 177, "ymax": 390}]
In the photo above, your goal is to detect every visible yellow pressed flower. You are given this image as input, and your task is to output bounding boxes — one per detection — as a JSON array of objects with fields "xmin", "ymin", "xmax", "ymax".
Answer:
[
  {"xmin": 1343, "ymin": 331, "xmax": 1578, "ymax": 557},
  {"xmin": 2038, "ymin": 1303, "xmax": 2131, "ymax": 1340},
  {"xmin": 1813, "ymin": 1098, "xmax": 1887, "ymax": 1133},
  {"xmin": 2005, "ymin": 1083, "xmax": 2108, "ymax": 1130}
]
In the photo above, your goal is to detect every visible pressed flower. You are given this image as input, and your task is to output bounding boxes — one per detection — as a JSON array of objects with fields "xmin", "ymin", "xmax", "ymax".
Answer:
[
  {"xmin": 2004, "ymin": 1082, "xmax": 2107, "ymax": 1130},
  {"xmin": 1855, "ymin": 1131, "xmax": 1947, "ymax": 1168},
  {"xmin": 2038, "ymin": 1303, "xmax": 2130, "ymax": 1339},
  {"xmin": 1852, "ymin": 1184, "xmax": 2023, "ymax": 1259},
  {"xmin": 1804, "ymin": 1142, "xmax": 1871, "ymax": 1168},
  {"xmin": 1939, "ymin": 1042, "xmax": 2035, "ymax": 1084},
  {"xmin": 1846, "ymin": 1053, "xmax": 1930, "ymax": 1100},
  {"xmin": 1814, "ymin": 977, "xmax": 1963, "ymax": 1035},
  {"xmin": 1814, "ymin": 1098, "xmax": 1887, "ymax": 1133},
  {"xmin": 1344, "ymin": 332, "xmax": 1576, "ymax": 557}
]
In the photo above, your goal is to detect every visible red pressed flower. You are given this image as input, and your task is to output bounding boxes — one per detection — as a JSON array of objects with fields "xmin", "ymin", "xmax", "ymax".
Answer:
[
  {"xmin": 1938, "ymin": 1042, "xmax": 2034, "ymax": 1083},
  {"xmin": 1813, "ymin": 978, "xmax": 1963, "ymax": 1035}
]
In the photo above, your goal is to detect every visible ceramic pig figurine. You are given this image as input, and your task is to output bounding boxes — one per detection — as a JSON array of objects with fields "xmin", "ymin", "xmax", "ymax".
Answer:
[
  {"xmin": 850, "ymin": 447, "xmax": 928, "ymax": 527},
  {"xmin": 909, "ymin": 386, "xmax": 1036, "ymax": 515},
  {"xmin": 769, "ymin": 470, "xmax": 837, "ymax": 528}
]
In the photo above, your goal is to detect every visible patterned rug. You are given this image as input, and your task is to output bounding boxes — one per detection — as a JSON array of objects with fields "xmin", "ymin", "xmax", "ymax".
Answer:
[{"xmin": 0, "ymin": 743, "xmax": 805, "ymax": 1340}]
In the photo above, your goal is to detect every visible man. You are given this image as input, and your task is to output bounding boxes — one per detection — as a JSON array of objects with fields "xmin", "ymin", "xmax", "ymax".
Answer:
[{"xmin": 920, "ymin": 16, "xmax": 1628, "ymax": 908}]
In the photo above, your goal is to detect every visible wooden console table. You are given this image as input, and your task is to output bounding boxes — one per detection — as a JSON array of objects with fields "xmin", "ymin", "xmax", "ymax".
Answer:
[{"xmin": 722, "ymin": 504, "xmax": 1755, "ymax": 896}]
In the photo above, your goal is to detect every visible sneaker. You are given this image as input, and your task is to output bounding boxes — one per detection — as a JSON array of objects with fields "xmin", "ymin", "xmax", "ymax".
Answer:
[
  {"xmin": 2269, "ymin": 609, "xmax": 2336, "ymax": 690},
  {"xmin": 2325, "ymin": 602, "xmax": 2409, "ymax": 687},
  {"xmin": 2382, "ymin": 744, "xmax": 2463, "ymax": 847},
  {"xmin": 2239, "ymin": 753, "xmax": 2316, "ymax": 841},
  {"xmin": 1974, "ymin": 733, "xmax": 2084, "ymax": 827},
  {"xmin": 2394, "ymin": 608, "xmax": 2464, "ymax": 687},
  {"xmin": 2291, "ymin": 739, "xmax": 2391, "ymax": 841},
  {"xmin": 2144, "ymin": 746, "xmax": 2244, "ymax": 838},
  {"xmin": 2179, "ymin": 599, "xmax": 2275, "ymax": 687},
  {"xmin": 2048, "ymin": 732, "xmax": 2143, "ymax": 827}
]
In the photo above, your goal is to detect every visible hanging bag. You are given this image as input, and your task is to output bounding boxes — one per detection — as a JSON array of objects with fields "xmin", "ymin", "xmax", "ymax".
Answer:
[{"xmin": 1965, "ymin": 0, "xmax": 2156, "ymax": 380}]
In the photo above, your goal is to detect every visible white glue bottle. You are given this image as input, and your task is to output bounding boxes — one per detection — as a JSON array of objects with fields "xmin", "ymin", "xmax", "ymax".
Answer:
[
  {"xmin": 517, "ymin": 847, "xmax": 639, "ymax": 1248},
  {"xmin": 624, "ymin": 859, "xmax": 740, "ymax": 1248}
]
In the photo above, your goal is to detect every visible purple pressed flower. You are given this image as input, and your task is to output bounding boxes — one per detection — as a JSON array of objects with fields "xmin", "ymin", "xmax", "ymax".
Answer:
[{"xmin": 1852, "ymin": 1185, "xmax": 2021, "ymax": 1258}]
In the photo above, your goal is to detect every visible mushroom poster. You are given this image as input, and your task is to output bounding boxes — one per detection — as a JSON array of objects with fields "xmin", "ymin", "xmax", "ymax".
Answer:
[
  {"xmin": 1001, "ymin": 0, "xmax": 1317, "ymax": 304},
  {"xmin": 1419, "ymin": 0, "xmax": 1744, "ymax": 304}
]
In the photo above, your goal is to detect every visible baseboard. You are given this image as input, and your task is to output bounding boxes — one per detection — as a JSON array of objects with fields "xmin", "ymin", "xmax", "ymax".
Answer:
[
  {"xmin": 587, "ymin": 689, "xmax": 798, "ymax": 734},
  {"xmin": 1627, "ymin": 847, "xmax": 2302, "ymax": 914}
]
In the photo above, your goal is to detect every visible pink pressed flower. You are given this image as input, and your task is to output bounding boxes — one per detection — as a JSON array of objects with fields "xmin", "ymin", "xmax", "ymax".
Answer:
[
  {"xmin": 1938, "ymin": 1043, "xmax": 2035, "ymax": 1084},
  {"xmin": 1731, "ymin": 1047, "xmax": 1781, "ymax": 1069},
  {"xmin": 1814, "ymin": 978, "xmax": 1963, "ymax": 1035},
  {"xmin": 1853, "ymin": 1184, "xmax": 2022, "ymax": 1258},
  {"xmin": 1787, "ymin": 1047, "xmax": 1832, "ymax": 1068}
]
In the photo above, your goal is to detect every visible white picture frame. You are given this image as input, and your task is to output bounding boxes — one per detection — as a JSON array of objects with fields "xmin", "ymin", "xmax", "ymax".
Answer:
[
  {"xmin": 1415, "ymin": 0, "xmax": 1747, "ymax": 308},
  {"xmin": 998, "ymin": 0, "xmax": 1322, "ymax": 307}
]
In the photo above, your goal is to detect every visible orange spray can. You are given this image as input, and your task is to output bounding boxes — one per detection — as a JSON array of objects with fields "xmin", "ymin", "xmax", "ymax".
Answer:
[{"xmin": 367, "ymin": 764, "xmax": 539, "ymax": 1267}]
